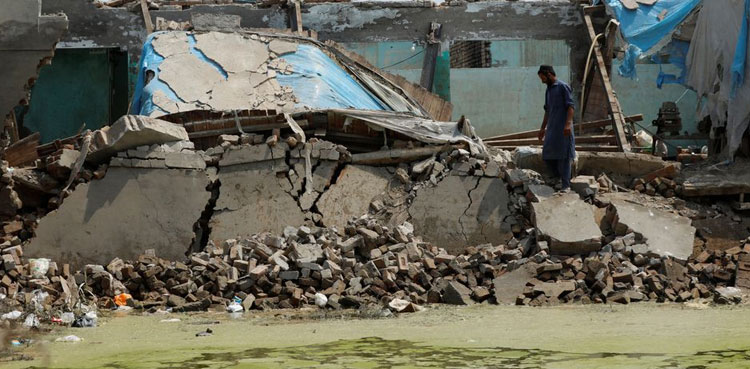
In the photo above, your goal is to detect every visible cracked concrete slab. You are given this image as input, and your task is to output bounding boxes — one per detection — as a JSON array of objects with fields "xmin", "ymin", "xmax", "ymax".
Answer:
[
  {"xmin": 151, "ymin": 31, "xmax": 190, "ymax": 58},
  {"xmin": 609, "ymin": 199, "xmax": 695, "ymax": 260},
  {"xmin": 268, "ymin": 39, "xmax": 298, "ymax": 56},
  {"xmin": 194, "ymin": 32, "xmax": 268, "ymax": 74},
  {"xmin": 158, "ymin": 52, "xmax": 225, "ymax": 103},
  {"xmin": 210, "ymin": 162, "xmax": 306, "ymax": 242},
  {"xmin": 409, "ymin": 175, "xmax": 512, "ymax": 254},
  {"xmin": 25, "ymin": 168, "xmax": 210, "ymax": 268},
  {"xmin": 317, "ymin": 165, "xmax": 391, "ymax": 231},
  {"xmin": 532, "ymin": 193, "xmax": 602, "ymax": 255},
  {"xmin": 206, "ymin": 72, "xmax": 262, "ymax": 111}
]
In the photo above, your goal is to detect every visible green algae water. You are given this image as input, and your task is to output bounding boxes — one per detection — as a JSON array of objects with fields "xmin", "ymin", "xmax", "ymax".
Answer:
[
  {"xmin": 5, "ymin": 304, "xmax": 750, "ymax": 369},
  {"xmin": 96, "ymin": 337, "xmax": 750, "ymax": 369}
]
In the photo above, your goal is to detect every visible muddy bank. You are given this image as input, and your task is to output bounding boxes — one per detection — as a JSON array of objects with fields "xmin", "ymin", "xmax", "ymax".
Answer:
[{"xmin": 4, "ymin": 304, "xmax": 750, "ymax": 368}]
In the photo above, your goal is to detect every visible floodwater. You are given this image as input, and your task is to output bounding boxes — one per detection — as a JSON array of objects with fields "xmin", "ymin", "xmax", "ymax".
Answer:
[{"xmin": 4, "ymin": 303, "xmax": 750, "ymax": 368}]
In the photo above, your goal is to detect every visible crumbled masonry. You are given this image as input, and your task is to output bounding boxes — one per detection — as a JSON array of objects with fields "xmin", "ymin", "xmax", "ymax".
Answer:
[{"xmin": 1, "ymin": 118, "xmax": 748, "ymax": 317}]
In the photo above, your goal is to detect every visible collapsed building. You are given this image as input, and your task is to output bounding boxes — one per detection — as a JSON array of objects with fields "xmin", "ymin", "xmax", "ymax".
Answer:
[{"xmin": 0, "ymin": 0, "xmax": 749, "ymax": 317}]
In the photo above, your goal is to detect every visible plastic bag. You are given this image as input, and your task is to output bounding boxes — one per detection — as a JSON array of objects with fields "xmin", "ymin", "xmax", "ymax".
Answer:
[
  {"xmin": 72, "ymin": 311, "xmax": 98, "ymax": 328},
  {"xmin": 314, "ymin": 292, "xmax": 328, "ymax": 308},
  {"xmin": 55, "ymin": 335, "xmax": 83, "ymax": 342},
  {"xmin": 29, "ymin": 258, "xmax": 50, "ymax": 279},
  {"xmin": 31, "ymin": 290, "xmax": 49, "ymax": 312},
  {"xmin": 226, "ymin": 302, "xmax": 243, "ymax": 313},
  {"xmin": 23, "ymin": 313, "xmax": 39, "ymax": 328},
  {"xmin": 1, "ymin": 310, "xmax": 22, "ymax": 320}
]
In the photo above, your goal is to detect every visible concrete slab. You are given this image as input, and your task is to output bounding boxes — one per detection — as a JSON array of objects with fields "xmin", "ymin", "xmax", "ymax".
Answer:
[
  {"xmin": 268, "ymin": 39, "xmax": 298, "ymax": 56},
  {"xmin": 151, "ymin": 31, "xmax": 190, "ymax": 58},
  {"xmin": 493, "ymin": 263, "xmax": 537, "ymax": 304},
  {"xmin": 210, "ymin": 162, "xmax": 306, "ymax": 242},
  {"xmin": 25, "ymin": 168, "xmax": 210, "ymax": 268},
  {"xmin": 409, "ymin": 175, "xmax": 512, "ymax": 254},
  {"xmin": 194, "ymin": 32, "xmax": 268, "ymax": 74},
  {"xmin": 158, "ymin": 52, "xmax": 224, "ymax": 103},
  {"xmin": 609, "ymin": 199, "xmax": 695, "ymax": 260},
  {"xmin": 532, "ymin": 193, "xmax": 602, "ymax": 255},
  {"xmin": 316, "ymin": 165, "xmax": 390, "ymax": 231},
  {"xmin": 88, "ymin": 115, "xmax": 189, "ymax": 164}
]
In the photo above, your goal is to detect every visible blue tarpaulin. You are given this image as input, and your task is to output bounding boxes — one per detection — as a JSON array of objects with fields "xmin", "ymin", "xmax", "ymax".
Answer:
[
  {"xmin": 731, "ymin": 0, "xmax": 750, "ymax": 96},
  {"xmin": 277, "ymin": 45, "xmax": 389, "ymax": 111},
  {"xmin": 601, "ymin": 0, "xmax": 702, "ymax": 79},
  {"xmin": 652, "ymin": 39, "xmax": 691, "ymax": 88},
  {"xmin": 130, "ymin": 32, "xmax": 389, "ymax": 117}
]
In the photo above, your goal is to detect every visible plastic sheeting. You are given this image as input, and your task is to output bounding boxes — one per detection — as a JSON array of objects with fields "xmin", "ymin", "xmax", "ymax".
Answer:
[
  {"xmin": 686, "ymin": 0, "xmax": 750, "ymax": 157},
  {"xmin": 731, "ymin": 0, "xmax": 750, "ymax": 95},
  {"xmin": 130, "ymin": 32, "xmax": 173, "ymax": 116},
  {"xmin": 652, "ymin": 40, "xmax": 691, "ymax": 88},
  {"xmin": 601, "ymin": 0, "xmax": 701, "ymax": 79},
  {"xmin": 277, "ymin": 45, "xmax": 389, "ymax": 111},
  {"xmin": 334, "ymin": 109, "xmax": 487, "ymax": 155}
]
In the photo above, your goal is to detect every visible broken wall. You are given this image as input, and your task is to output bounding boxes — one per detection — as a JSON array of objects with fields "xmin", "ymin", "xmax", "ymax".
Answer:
[{"xmin": 0, "ymin": 0, "xmax": 68, "ymax": 117}]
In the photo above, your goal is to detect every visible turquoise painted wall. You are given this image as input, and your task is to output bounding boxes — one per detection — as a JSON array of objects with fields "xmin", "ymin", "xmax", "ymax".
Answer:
[
  {"xmin": 24, "ymin": 49, "xmax": 113, "ymax": 143},
  {"xmin": 450, "ymin": 66, "xmax": 571, "ymax": 137},
  {"xmin": 453, "ymin": 40, "xmax": 571, "ymax": 137},
  {"xmin": 343, "ymin": 42, "xmax": 450, "ymax": 101},
  {"xmin": 344, "ymin": 39, "xmax": 572, "ymax": 137},
  {"xmin": 611, "ymin": 61, "xmax": 700, "ymax": 136}
]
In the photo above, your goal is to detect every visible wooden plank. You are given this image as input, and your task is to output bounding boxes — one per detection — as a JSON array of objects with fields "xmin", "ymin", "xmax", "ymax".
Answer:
[
  {"xmin": 583, "ymin": 10, "xmax": 631, "ymax": 152},
  {"xmin": 288, "ymin": 0, "xmax": 303, "ymax": 35},
  {"xmin": 486, "ymin": 135, "xmax": 617, "ymax": 146},
  {"xmin": 487, "ymin": 144, "xmax": 621, "ymax": 153},
  {"xmin": 140, "ymin": 0, "xmax": 154, "ymax": 34},
  {"xmin": 483, "ymin": 114, "xmax": 643, "ymax": 141},
  {"xmin": 420, "ymin": 22, "xmax": 442, "ymax": 92},
  {"xmin": 351, "ymin": 145, "xmax": 457, "ymax": 165},
  {"xmin": 3, "ymin": 132, "xmax": 40, "ymax": 167},
  {"xmin": 639, "ymin": 164, "xmax": 678, "ymax": 183}
]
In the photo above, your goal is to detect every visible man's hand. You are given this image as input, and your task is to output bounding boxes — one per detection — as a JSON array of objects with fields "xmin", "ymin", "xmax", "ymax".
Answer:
[
  {"xmin": 538, "ymin": 128, "xmax": 546, "ymax": 142},
  {"xmin": 563, "ymin": 121, "xmax": 572, "ymax": 137}
]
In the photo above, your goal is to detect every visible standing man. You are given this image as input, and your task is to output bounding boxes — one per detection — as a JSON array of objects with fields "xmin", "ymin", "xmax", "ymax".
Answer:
[{"xmin": 537, "ymin": 65, "xmax": 575, "ymax": 192}]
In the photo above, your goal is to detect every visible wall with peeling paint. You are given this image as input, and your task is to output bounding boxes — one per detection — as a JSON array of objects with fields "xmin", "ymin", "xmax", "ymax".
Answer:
[
  {"xmin": 23, "ymin": 1, "xmax": 598, "ymax": 140},
  {"xmin": 0, "ymin": 0, "xmax": 68, "ymax": 118}
]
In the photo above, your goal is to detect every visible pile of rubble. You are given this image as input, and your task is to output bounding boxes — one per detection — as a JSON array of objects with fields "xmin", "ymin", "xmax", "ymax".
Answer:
[
  {"xmin": 631, "ymin": 176, "xmax": 681, "ymax": 198},
  {"xmin": 1, "ymin": 112, "xmax": 748, "ymax": 324},
  {"xmin": 1, "ymin": 210, "xmax": 747, "ymax": 320}
]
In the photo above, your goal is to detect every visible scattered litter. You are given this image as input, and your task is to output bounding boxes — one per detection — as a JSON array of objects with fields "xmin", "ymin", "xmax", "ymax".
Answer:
[
  {"xmin": 55, "ymin": 335, "xmax": 83, "ymax": 343},
  {"xmin": 226, "ymin": 302, "xmax": 243, "ymax": 313},
  {"xmin": 72, "ymin": 312, "xmax": 98, "ymax": 328},
  {"xmin": 160, "ymin": 318, "xmax": 181, "ymax": 323},
  {"xmin": 314, "ymin": 293, "xmax": 328, "ymax": 308},
  {"xmin": 114, "ymin": 293, "xmax": 133, "ymax": 307},
  {"xmin": 60, "ymin": 312, "xmax": 75, "ymax": 324},
  {"xmin": 2, "ymin": 310, "xmax": 22, "ymax": 320},
  {"xmin": 28, "ymin": 258, "xmax": 50, "ymax": 279},
  {"xmin": 195, "ymin": 328, "xmax": 213, "ymax": 337},
  {"xmin": 23, "ymin": 314, "xmax": 39, "ymax": 328}
]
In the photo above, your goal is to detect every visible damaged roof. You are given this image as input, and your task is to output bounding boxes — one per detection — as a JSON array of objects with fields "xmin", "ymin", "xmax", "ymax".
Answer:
[{"xmin": 131, "ymin": 30, "xmax": 433, "ymax": 119}]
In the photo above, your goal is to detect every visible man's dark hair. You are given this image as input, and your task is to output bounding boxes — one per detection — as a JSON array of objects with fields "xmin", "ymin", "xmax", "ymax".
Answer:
[{"xmin": 538, "ymin": 65, "xmax": 556, "ymax": 76}]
